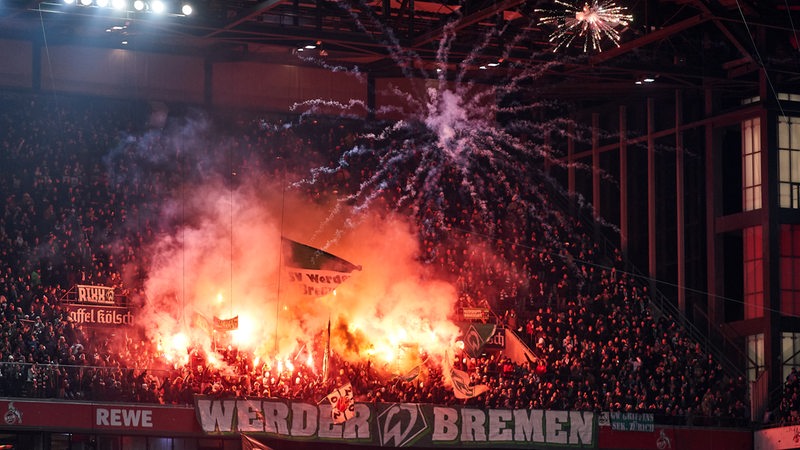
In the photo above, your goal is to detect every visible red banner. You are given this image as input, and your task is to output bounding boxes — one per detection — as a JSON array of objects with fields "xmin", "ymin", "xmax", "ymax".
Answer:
[
  {"xmin": 0, "ymin": 400, "xmax": 200, "ymax": 435},
  {"xmin": 0, "ymin": 398, "xmax": 757, "ymax": 448}
]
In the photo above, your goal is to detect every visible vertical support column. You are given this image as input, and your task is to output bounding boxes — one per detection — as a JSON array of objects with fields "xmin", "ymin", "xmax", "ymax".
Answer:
[
  {"xmin": 760, "ymin": 69, "xmax": 779, "ymax": 390},
  {"xmin": 647, "ymin": 98, "xmax": 657, "ymax": 283},
  {"xmin": 568, "ymin": 123, "xmax": 575, "ymax": 195},
  {"xmin": 592, "ymin": 112, "xmax": 601, "ymax": 218},
  {"xmin": 705, "ymin": 87, "xmax": 720, "ymax": 329},
  {"xmin": 619, "ymin": 105, "xmax": 628, "ymax": 255},
  {"xmin": 408, "ymin": 0, "xmax": 415, "ymax": 40},
  {"xmin": 675, "ymin": 90, "xmax": 686, "ymax": 315}
]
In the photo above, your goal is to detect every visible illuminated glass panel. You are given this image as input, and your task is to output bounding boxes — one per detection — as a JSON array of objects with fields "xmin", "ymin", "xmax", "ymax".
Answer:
[
  {"xmin": 747, "ymin": 333, "xmax": 765, "ymax": 383},
  {"xmin": 742, "ymin": 118, "xmax": 762, "ymax": 211},
  {"xmin": 780, "ymin": 224, "xmax": 800, "ymax": 316},
  {"xmin": 778, "ymin": 116, "xmax": 800, "ymax": 209},
  {"xmin": 782, "ymin": 332, "xmax": 800, "ymax": 381},
  {"xmin": 744, "ymin": 225, "xmax": 764, "ymax": 319}
]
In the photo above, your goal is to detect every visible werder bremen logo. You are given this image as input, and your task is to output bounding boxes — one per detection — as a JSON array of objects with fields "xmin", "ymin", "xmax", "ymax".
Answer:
[
  {"xmin": 461, "ymin": 323, "xmax": 497, "ymax": 358},
  {"xmin": 377, "ymin": 403, "xmax": 428, "ymax": 447}
]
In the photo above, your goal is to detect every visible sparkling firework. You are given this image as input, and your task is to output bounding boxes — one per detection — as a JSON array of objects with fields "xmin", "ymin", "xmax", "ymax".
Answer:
[
  {"xmin": 537, "ymin": 0, "xmax": 633, "ymax": 53},
  {"xmin": 295, "ymin": 0, "xmax": 598, "ymax": 309}
]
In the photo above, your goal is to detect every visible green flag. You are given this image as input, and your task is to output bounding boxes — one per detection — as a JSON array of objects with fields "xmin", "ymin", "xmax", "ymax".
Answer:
[{"xmin": 282, "ymin": 237, "xmax": 361, "ymax": 297}]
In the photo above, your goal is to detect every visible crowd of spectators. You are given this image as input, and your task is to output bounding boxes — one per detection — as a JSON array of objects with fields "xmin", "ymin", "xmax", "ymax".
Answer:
[
  {"xmin": 776, "ymin": 368, "xmax": 800, "ymax": 424},
  {"xmin": 0, "ymin": 90, "xmax": 753, "ymax": 427}
]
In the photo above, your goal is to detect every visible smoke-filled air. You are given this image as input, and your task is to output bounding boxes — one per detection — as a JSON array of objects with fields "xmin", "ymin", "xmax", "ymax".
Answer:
[
  {"xmin": 133, "ymin": 160, "xmax": 463, "ymax": 377},
  {"xmin": 116, "ymin": 0, "xmax": 604, "ymax": 386}
]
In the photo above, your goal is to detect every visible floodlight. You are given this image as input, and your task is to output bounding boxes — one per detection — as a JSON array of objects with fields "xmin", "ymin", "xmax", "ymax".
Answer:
[
  {"xmin": 181, "ymin": 3, "xmax": 192, "ymax": 15},
  {"xmin": 111, "ymin": 0, "xmax": 125, "ymax": 8},
  {"xmin": 132, "ymin": 0, "xmax": 144, "ymax": 10},
  {"xmin": 151, "ymin": 0, "xmax": 165, "ymax": 13}
]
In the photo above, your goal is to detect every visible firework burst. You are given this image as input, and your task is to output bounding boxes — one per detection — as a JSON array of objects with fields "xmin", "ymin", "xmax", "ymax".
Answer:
[
  {"xmin": 537, "ymin": 0, "xmax": 633, "ymax": 53},
  {"xmin": 292, "ymin": 1, "xmax": 602, "ymax": 309}
]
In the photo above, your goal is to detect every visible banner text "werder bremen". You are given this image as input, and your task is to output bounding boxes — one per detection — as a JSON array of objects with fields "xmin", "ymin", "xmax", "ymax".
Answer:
[{"xmin": 194, "ymin": 397, "xmax": 595, "ymax": 448}]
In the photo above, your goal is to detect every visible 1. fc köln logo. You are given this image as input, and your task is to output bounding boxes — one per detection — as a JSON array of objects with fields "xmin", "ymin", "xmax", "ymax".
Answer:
[{"xmin": 4, "ymin": 403, "xmax": 22, "ymax": 425}]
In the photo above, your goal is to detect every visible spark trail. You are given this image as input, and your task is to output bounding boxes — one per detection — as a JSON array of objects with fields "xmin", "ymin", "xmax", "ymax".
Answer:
[{"xmin": 294, "ymin": 1, "xmax": 604, "ymax": 308}]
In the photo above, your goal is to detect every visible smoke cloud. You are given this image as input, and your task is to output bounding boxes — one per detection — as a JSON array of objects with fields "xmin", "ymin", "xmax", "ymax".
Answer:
[{"xmin": 130, "ymin": 122, "xmax": 461, "ymax": 375}]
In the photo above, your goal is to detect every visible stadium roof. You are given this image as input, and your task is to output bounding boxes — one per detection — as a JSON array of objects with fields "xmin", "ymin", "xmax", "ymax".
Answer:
[{"xmin": 1, "ymin": 0, "xmax": 799, "ymax": 99}]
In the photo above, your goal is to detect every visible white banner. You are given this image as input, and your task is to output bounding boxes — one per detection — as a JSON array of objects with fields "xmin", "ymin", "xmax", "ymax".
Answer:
[{"xmin": 76, "ymin": 285, "xmax": 115, "ymax": 305}]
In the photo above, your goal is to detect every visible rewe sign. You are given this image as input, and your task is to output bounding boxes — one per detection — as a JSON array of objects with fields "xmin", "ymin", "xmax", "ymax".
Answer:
[{"xmin": 96, "ymin": 407, "xmax": 153, "ymax": 428}]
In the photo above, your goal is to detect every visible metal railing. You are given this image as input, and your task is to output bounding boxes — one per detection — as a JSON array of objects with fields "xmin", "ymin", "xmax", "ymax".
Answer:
[{"xmin": 0, "ymin": 361, "xmax": 179, "ymax": 404}]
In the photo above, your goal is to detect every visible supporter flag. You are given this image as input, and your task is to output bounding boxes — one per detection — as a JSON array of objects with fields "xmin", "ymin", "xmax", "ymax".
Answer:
[
  {"xmin": 401, "ymin": 364, "xmax": 422, "ymax": 382},
  {"xmin": 458, "ymin": 323, "xmax": 497, "ymax": 358},
  {"xmin": 241, "ymin": 434, "xmax": 274, "ymax": 450},
  {"xmin": 400, "ymin": 354, "xmax": 428, "ymax": 382},
  {"xmin": 326, "ymin": 383, "xmax": 355, "ymax": 424},
  {"xmin": 213, "ymin": 315, "xmax": 239, "ymax": 331},
  {"xmin": 282, "ymin": 237, "xmax": 361, "ymax": 298},
  {"xmin": 444, "ymin": 350, "xmax": 489, "ymax": 400},
  {"xmin": 191, "ymin": 312, "xmax": 212, "ymax": 335}
]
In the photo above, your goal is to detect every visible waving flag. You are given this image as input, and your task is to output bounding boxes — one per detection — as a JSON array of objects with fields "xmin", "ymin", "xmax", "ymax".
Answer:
[
  {"xmin": 448, "ymin": 367, "xmax": 490, "ymax": 399},
  {"xmin": 401, "ymin": 364, "xmax": 422, "ymax": 382},
  {"xmin": 213, "ymin": 315, "xmax": 239, "ymax": 331},
  {"xmin": 444, "ymin": 350, "xmax": 489, "ymax": 399},
  {"xmin": 458, "ymin": 323, "xmax": 497, "ymax": 358},
  {"xmin": 326, "ymin": 383, "xmax": 355, "ymax": 424},
  {"xmin": 282, "ymin": 237, "xmax": 361, "ymax": 297},
  {"xmin": 241, "ymin": 434, "xmax": 274, "ymax": 450},
  {"xmin": 191, "ymin": 312, "xmax": 212, "ymax": 335}
]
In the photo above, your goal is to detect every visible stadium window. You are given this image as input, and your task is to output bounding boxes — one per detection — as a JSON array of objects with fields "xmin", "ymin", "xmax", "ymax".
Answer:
[
  {"xmin": 744, "ymin": 226, "xmax": 764, "ymax": 319},
  {"xmin": 149, "ymin": 437, "xmax": 173, "ymax": 450},
  {"xmin": 780, "ymin": 224, "xmax": 800, "ymax": 316},
  {"xmin": 782, "ymin": 332, "xmax": 800, "ymax": 381},
  {"xmin": 747, "ymin": 333, "xmax": 765, "ymax": 382},
  {"xmin": 742, "ymin": 118, "xmax": 762, "ymax": 211},
  {"xmin": 778, "ymin": 116, "xmax": 800, "ymax": 209},
  {"xmin": 95, "ymin": 435, "xmax": 122, "ymax": 450}
]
